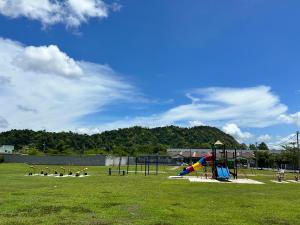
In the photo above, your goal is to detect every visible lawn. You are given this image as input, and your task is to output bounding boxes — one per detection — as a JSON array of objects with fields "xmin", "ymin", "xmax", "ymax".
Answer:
[{"xmin": 0, "ymin": 163, "xmax": 300, "ymax": 225}]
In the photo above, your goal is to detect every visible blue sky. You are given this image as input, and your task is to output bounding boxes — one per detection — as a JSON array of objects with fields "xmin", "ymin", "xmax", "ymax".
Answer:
[{"xmin": 0, "ymin": 0, "xmax": 299, "ymax": 147}]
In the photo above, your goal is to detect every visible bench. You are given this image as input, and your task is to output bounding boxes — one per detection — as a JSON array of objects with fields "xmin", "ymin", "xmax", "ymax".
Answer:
[{"xmin": 108, "ymin": 168, "xmax": 126, "ymax": 176}]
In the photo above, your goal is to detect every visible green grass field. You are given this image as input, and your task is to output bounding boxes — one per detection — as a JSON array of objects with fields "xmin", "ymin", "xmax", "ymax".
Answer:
[{"xmin": 0, "ymin": 163, "xmax": 300, "ymax": 225}]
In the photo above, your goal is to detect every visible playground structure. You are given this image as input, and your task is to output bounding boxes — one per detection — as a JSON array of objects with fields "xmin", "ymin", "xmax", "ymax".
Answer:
[
  {"xmin": 178, "ymin": 141, "xmax": 238, "ymax": 181},
  {"xmin": 108, "ymin": 155, "xmax": 162, "ymax": 176},
  {"xmin": 276, "ymin": 169, "xmax": 285, "ymax": 182},
  {"xmin": 27, "ymin": 165, "xmax": 89, "ymax": 177},
  {"xmin": 294, "ymin": 173, "xmax": 299, "ymax": 182}
]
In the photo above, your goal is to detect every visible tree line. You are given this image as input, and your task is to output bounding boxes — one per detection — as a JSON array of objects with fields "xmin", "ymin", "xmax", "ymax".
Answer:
[
  {"xmin": 253, "ymin": 146, "xmax": 300, "ymax": 169},
  {"xmin": 0, "ymin": 126, "xmax": 242, "ymax": 155}
]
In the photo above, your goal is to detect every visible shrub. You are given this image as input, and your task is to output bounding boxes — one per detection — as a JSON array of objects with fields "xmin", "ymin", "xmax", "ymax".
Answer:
[{"xmin": 0, "ymin": 155, "xmax": 4, "ymax": 163}]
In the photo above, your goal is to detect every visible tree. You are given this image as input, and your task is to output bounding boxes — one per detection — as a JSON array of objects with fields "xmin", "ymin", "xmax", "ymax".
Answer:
[
  {"xmin": 249, "ymin": 144, "xmax": 257, "ymax": 150},
  {"xmin": 275, "ymin": 145, "xmax": 299, "ymax": 169},
  {"xmin": 239, "ymin": 143, "xmax": 248, "ymax": 150},
  {"xmin": 258, "ymin": 142, "xmax": 269, "ymax": 150},
  {"xmin": 254, "ymin": 150, "xmax": 273, "ymax": 169},
  {"xmin": 27, "ymin": 147, "xmax": 44, "ymax": 156}
]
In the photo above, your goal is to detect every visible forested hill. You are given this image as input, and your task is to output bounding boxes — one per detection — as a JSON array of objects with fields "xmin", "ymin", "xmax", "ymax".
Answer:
[{"xmin": 0, "ymin": 126, "xmax": 240, "ymax": 155}]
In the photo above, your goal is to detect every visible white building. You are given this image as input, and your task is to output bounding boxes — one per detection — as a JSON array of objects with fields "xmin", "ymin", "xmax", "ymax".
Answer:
[{"xmin": 0, "ymin": 145, "xmax": 14, "ymax": 154}]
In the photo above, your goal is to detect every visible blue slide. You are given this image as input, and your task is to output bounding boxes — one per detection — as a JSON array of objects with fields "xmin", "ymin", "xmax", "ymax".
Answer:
[{"xmin": 216, "ymin": 166, "xmax": 230, "ymax": 180}]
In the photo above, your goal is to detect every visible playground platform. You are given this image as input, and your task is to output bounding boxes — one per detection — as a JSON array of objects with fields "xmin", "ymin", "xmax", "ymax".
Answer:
[
  {"xmin": 168, "ymin": 176, "xmax": 264, "ymax": 184},
  {"xmin": 270, "ymin": 180, "xmax": 300, "ymax": 183}
]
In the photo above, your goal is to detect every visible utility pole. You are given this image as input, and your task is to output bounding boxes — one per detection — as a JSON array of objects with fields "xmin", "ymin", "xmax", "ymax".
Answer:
[
  {"xmin": 297, "ymin": 131, "xmax": 299, "ymax": 173},
  {"xmin": 255, "ymin": 142, "xmax": 258, "ymax": 169},
  {"xmin": 43, "ymin": 129, "xmax": 46, "ymax": 153}
]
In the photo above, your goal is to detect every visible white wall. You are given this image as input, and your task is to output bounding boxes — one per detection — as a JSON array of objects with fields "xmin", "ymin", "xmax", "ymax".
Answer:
[
  {"xmin": 105, "ymin": 156, "xmax": 129, "ymax": 166},
  {"xmin": 0, "ymin": 145, "xmax": 14, "ymax": 154}
]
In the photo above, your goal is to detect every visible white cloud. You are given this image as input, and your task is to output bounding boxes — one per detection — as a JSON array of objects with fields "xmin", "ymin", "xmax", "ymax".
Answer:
[
  {"xmin": 186, "ymin": 93, "xmax": 200, "ymax": 103},
  {"xmin": 278, "ymin": 112, "xmax": 300, "ymax": 127},
  {"xmin": 268, "ymin": 134, "xmax": 297, "ymax": 150},
  {"xmin": 0, "ymin": 0, "xmax": 117, "ymax": 28},
  {"xmin": 0, "ymin": 37, "xmax": 135, "ymax": 132},
  {"xmin": 158, "ymin": 86, "xmax": 289, "ymax": 128},
  {"xmin": 0, "ymin": 76, "xmax": 11, "ymax": 85},
  {"xmin": 14, "ymin": 45, "xmax": 82, "ymax": 77},
  {"xmin": 81, "ymin": 86, "xmax": 299, "ymax": 134},
  {"xmin": 66, "ymin": 0, "xmax": 107, "ymax": 27},
  {"xmin": 0, "ymin": 117, "xmax": 8, "ymax": 128},
  {"xmin": 222, "ymin": 123, "xmax": 253, "ymax": 142},
  {"xmin": 188, "ymin": 120, "xmax": 205, "ymax": 127},
  {"xmin": 257, "ymin": 134, "xmax": 272, "ymax": 143},
  {"xmin": 0, "ymin": 0, "xmax": 62, "ymax": 25},
  {"xmin": 1, "ymin": 39, "xmax": 297, "ymax": 135}
]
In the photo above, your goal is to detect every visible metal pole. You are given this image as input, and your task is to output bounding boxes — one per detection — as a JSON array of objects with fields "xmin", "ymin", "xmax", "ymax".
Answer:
[
  {"xmin": 234, "ymin": 148, "xmax": 237, "ymax": 179},
  {"xmin": 223, "ymin": 145, "xmax": 226, "ymax": 166},
  {"xmin": 212, "ymin": 146, "xmax": 216, "ymax": 179},
  {"xmin": 135, "ymin": 157, "xmax": 138, "ymax": 175},
  {"xmin": 127, "ymin": 156, "xmax": 129, "ymax": 175},
  {"xmin": 156, "ymin": 154, "xmax": 158, "ymax": 175},
  {"xmin": 147, "ymin": 156, "xmax": 150, "ymax": 175},
  {"xmin": 255, "ymin": 142, "xmax": 258, "ymax": 170},
  {"xmin": 144, "ymin": 157, "xmax": 147, "ymax": 176},
  {"xmin": 211, "ymin": 146, "xmax": 214, "ymax": 179},
  {"xmin": 297, "ymin": 131, "xmax": 299, "ymax": 173},
  {"xmin": 225, "ymin": 150, "xmax": 228, "ymax": 167},
  {"xmin": 118, "ymin": 157, "xmax": 121, "ymax": 175}
]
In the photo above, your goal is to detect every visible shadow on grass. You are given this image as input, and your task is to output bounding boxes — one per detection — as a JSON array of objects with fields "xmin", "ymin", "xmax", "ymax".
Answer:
[
  {"xmin": 56, "ymin": 219, "xmax": 112, "ymax": 225},
  {"xmin": 3, "ymin": 222, "xmax": 27, "ymax": 225},
  {"xmin": 151, "ymin": 222, "xmax": 173, "ymax": 225},
  {"xmin": 2, "ymin": 205, "xmax": 94, "ymax": 217},
  {"xmin": 101, "ymin": 202, "xmax": 122, "ymax": 208},
  {"xmin": 260, "ymin": 217, "xmax": 292, "ymax": 225}
]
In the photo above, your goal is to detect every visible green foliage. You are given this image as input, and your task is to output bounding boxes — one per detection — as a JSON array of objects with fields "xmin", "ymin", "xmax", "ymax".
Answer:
[
  {"xmin": 254, "ymin": 150, "xmax": 274, "ymax": 168},
  {"xmin": 249, "ymin": 144, "xmax": 257, "ymax": 150},
  {"xmin": 83, "ymin": 148, "xmax": 108, "ymax": 155},
  {"xmin": 26, "ymin": 147, "xmax": 44, "ymax": 156},
  {"xmin": 258, "ymin": 142, "xmax": 269, "ymax": 150},
  {"xmin": 254, "ymin": 147, "xmax": 300, "ymax": 169},
  {"xmin": 276, "ymin": 146, "xmax": 300, "ymax": 168},
  {"xmin": 0, "ymin": 155, "xmax": 3, "ymax": 163},
  {"xmin": 238, "ymin": 143, "xmax": 248, "ymax": 150},
  {"xmin": 0, "ymin": 126, "xmax": 239, "ymax": 155}
]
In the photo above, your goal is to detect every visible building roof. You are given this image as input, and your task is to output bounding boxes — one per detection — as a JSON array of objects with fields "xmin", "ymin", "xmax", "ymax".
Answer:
[{"xmin": 167, "ymin": 148, "xmax": 282, "ymax": 159}]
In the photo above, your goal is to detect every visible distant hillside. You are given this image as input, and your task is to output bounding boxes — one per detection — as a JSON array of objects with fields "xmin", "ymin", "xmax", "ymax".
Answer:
[{"xmin": 0, "ymin": 126, "xmax": 240, "ymax": 155}]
